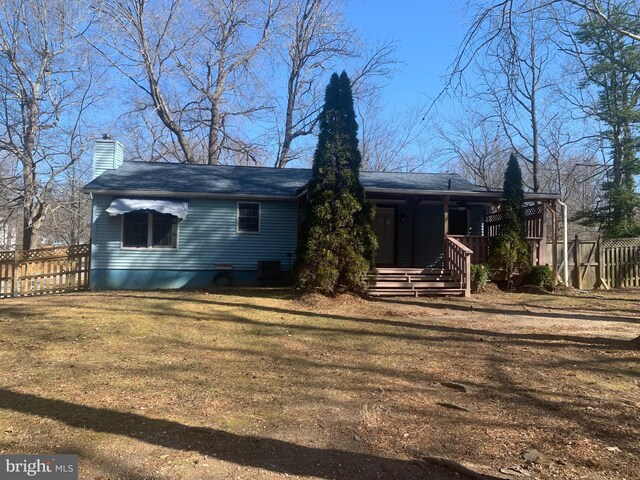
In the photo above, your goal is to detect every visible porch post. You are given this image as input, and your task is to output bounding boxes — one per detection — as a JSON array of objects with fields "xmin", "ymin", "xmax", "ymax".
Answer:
[
  {"xmin": 410, "ymin": 197, "xmax": 417, "ymax": 267},
  {"xmin": 539, "ymin": 201, "xmax": 548, "ymax": 265},
  {"xmin": 443, "ymin": 195, "xmax": 450, "ymax": 235},
  {"xmin": 550, "ymin": 200, "xmax": 558, "ymax": 280}
]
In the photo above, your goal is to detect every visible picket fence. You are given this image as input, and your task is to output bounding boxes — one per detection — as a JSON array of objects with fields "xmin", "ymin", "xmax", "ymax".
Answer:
[{"xmin": 0, "ymin": 244, "xmax": 90, "ymax": 298}]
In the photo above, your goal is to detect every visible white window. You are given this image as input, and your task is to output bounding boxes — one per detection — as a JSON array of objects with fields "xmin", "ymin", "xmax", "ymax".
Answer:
[
  {"xmin": 122, "ymin": 212, "xmax": 178, "ymax": 248},
  {"xmin": 237, "ymin": 202, "xmax": 260, "ymax": 233}
]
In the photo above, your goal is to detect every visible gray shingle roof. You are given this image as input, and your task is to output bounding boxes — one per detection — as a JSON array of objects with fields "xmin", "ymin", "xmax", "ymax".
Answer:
[{"xmin": 83, "ymin": 161, "xmax": 489, "ymax": 197}]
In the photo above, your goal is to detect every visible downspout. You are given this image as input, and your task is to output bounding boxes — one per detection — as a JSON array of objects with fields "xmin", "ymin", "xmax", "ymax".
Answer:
[{"xmin": 557, "ymin": 200, "xmax": 569, "ymax": 286}]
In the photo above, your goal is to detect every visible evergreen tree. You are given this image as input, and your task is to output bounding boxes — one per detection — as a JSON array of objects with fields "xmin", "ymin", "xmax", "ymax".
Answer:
[
  {"xmin": 573, "ymin": 2, "xmax": 640, "ymax": 238},
  {"xmin": 295, "ymin": 72, "xmax": 377, "ymax": 294},
  {"xmin": 489, "ymin": 153, "xmax": 531, "ymax": 282}
]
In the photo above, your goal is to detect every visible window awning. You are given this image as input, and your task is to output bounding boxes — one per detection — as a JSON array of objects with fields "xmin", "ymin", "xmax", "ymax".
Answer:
[{"xmin": 105, "ymin": 198, "xmax": 189, "ymax": 219}]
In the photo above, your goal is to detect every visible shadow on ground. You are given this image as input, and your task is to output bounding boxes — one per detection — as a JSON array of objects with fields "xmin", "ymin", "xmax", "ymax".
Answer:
[{"xmin": 0, "ymin": 389, "xmax": 488, "ymax": 480}]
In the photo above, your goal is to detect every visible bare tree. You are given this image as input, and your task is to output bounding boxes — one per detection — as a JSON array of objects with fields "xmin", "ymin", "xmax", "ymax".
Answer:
[
  {"xmin": 272, "ymin": 0, "xmax": 398, "ymax": 168},
  {"xmin": 273, "ymin": 0, "xmax": 355, "ymax": 168},
  {"xmin": 179, "ymin": 0, "xmax": 280, "ymax": 165},
  {"xmin": 40, "ymin": 160, "xmax": 92, "ymax": 245},
  {"xmin": 358, "ymin": 97, "xmax": 436, "ymax": 172},
  {"xmin": 0, "ymin": 154, "xmax": 20, "ymax": 249},
  {"xmin": 93, "ymin": 0, "xmax": 279, "ymax": 165},
  {"xmin": 0, "ymin": 0, "xmax": 97, "ymax": 249},
  {"xmin": 445, "ymin": 0, "xmax": 638, "ymax": 92},
  {"xmin": 452, "ymin": 1, "xmax": 564, "ymax": 192},
  {"xmin": 92, "ymin": 0, "xmax": 197, "ymax": 163},
  {"xmin": 437, "ymin": 110, "xmax": 511, "ymax": 188}
]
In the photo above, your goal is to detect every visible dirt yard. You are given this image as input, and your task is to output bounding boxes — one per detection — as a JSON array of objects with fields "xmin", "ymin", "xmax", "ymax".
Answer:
[{"xmin": 0, "ymin": 288, "xmax": 638, "ymax": 479}]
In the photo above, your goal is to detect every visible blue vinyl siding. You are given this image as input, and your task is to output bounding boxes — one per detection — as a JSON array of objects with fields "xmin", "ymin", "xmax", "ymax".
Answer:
[{"xmin": 91, "ymin": 195, "xmax": 298, "ymax": 273}]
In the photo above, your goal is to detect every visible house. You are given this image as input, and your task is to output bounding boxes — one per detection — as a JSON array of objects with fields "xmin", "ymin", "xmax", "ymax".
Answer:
[{"xmin": 84, "ymin": 138, "xmax": 561, "ymax": 296}]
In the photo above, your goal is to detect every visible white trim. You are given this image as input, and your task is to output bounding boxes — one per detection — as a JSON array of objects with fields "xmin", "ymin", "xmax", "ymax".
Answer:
[
  {"xmin": 120, "ymin": 212, "xmax": 180, "ymax": 250},
  {"xmin": 236, "ymin": 201, "xmax": 261, "ymax": 234}
]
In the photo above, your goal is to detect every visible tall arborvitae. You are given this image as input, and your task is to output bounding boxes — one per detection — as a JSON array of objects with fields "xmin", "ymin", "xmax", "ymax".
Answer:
[
  {"xmin": 295, "ymin": 72, "xmax": 377, "ymax": 294},
  {"xmin": 489, "ymin": 153, "xmax": 531, "ymax": 282}
]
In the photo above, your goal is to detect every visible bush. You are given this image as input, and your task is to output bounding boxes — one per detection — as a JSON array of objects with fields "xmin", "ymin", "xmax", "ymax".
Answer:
[
  {"xmin": 470, "ymin": 264, "xmax": 490, "ymax": 293},
  {"xmin": 488, "ymin": 228, "xmax": 531, "ymax": 281},
  {"xmin": 522, "ymin": 265, "xmax": 556, "ymax": 291}
]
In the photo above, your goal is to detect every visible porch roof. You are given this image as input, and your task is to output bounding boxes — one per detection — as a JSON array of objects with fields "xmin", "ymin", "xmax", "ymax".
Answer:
[{"xmin": 364, "ymin": 188, "xmax": 561, "ymax": 202}]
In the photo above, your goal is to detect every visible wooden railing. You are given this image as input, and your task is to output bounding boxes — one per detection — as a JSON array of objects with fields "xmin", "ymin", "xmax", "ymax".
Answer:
[
  {"xmin": 0, "ymin": 244, "xmax": 90, "ymax": 298},
  {"xmin": 444, "ymin": 236, "xmax": 472, "ymax": 297},
  {"xmin": 452, "ymin": 235, "xmax": 545, "ymax": 266},
  {"xmin": 449, "ymin": 235, "xmax": 489, "ymax": 264}
]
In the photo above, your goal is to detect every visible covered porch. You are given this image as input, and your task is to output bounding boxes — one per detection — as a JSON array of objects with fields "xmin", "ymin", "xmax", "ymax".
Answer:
[{"xmin": 368, "ymin": 191, "xmax": 561, "ymax": 297}]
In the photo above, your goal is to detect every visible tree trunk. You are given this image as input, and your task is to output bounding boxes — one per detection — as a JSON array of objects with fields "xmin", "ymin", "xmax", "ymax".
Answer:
[
  {"xmin": 276, "ymin": 72, "xmax": 298, "ymax": 168},
  {"xmin": 208, "ymin": 101, "xmax": 221, "ymax": 165}
]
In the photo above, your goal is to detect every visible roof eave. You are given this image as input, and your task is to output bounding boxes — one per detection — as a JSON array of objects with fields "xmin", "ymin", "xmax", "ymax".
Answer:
[
  {"xmin": 82, "ymin": 188, "xmax": 298, "ymax": 200},
  {"xmin": 363, "ymin": 187, "xmax": 496, "ymax": 197},
  {"xmin": 363, "ymin": 187, "xmax": 561, "ymax": 201}
]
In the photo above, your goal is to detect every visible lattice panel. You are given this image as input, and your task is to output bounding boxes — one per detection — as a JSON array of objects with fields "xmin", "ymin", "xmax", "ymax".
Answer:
[
  {"xmin": 485, "ymin": 203, "xmax": 545, "ymax": 239},
  {"xmin": 68, "ymin": 244, "xmax": 90, "ymax": 256},
  {"xmin": 0, "ymin": 250, "xmax": 15, "ymax": 262},
  {"xmin": 602, "ymin": 238, "xmax": 640, "ymax": 248}
]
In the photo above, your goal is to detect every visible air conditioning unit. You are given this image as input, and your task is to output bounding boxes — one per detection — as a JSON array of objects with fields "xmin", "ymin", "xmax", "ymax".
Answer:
[{"xmin": 257, "ymin": 260, "xmax": 281, "ymax": 285}]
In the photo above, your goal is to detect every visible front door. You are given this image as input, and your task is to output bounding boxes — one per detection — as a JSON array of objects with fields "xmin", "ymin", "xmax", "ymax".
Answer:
[{"xmin": 374, "ymin": 207, "xmax": 395, "ymax": 265}]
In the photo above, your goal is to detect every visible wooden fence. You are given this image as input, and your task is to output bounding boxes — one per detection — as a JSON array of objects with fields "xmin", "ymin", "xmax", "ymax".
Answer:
[
  {"xmin": 0, "ymin": 244, "xmax": 90, "ymax": 298},
  {"xmin": 546, "ymin": 236, "xmax": 640, "ymax": 290}
]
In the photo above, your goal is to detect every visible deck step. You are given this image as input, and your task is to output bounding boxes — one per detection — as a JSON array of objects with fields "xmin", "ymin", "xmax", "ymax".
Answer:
[
  {"xmin": 372, "ymin": 282, "xmax": 413, "ymax": 288},
  {"xmin": 411, "ymin": 281, "xmax": 460, "ymax": 288},
  {"xmin": 368, "ymin": 290, "xmax": 419, "ymax": 296},
  {"xmin": 415, "ymin": 289, "xmax": 466, "ymax": 297},
  {"xmin": 369, "ymin": 276, "xmax": 456, "ymax": 282},
  {"xmin": 407, "ymin": 275, "xmax": 456, "ymax": 281},
  {"xmin": 376, "ymin": 267, "xmax": 451, "ymax": 275},
  {"xmin": 369, "ymin": 288, "xmax": 466, "ymax": 297}
]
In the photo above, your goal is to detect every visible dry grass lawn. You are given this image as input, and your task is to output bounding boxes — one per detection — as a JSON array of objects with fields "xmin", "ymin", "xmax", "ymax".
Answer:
[{"xmin": 0, "ymin": 288, "xmax": 638, "ymax": 479}]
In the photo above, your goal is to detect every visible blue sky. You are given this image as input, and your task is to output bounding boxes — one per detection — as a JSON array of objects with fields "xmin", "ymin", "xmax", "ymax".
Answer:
[
  {"xmin": 346, "ymin": 0, "xmax": 467, "ymax": 112},
  {"xmin": 100, "ymin": 1, "xmax": 472, "ymax": 167}
]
